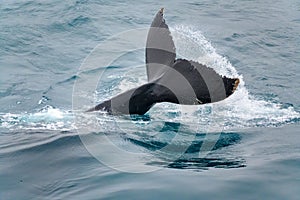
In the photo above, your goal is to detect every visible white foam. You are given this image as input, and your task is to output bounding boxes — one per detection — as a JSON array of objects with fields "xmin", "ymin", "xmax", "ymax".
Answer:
[{"xmin": 118, "ymin": 65, "xmax": 147, "ymax": 93}]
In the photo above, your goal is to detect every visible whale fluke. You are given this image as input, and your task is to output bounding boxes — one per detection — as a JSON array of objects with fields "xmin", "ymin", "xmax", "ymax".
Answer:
[{"xmin": 87, "ymin": 9, "xmax": 240, "ymax": 115}]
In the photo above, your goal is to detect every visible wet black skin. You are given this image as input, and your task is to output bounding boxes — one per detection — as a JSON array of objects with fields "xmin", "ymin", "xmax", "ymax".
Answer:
[{"xmin": 87, "ymin": 8, "xmax": 239, "ymax": 115}]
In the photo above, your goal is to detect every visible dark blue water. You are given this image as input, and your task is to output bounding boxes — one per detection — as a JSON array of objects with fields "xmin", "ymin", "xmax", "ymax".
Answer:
[{"xmin": 1, "ymin": 0, "xmax": 300, "ymax": 199}]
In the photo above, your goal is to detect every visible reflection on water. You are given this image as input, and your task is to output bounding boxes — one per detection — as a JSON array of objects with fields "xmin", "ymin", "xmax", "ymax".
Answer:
[{"xmin": 124, "ymin": 121, "xmax": 245, "ymax": 170}]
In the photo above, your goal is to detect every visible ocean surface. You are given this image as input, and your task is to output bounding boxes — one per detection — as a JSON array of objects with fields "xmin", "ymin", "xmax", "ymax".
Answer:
[{"xmin": 1, "ymin": 0, "xmax": 300, "ymax": 199}]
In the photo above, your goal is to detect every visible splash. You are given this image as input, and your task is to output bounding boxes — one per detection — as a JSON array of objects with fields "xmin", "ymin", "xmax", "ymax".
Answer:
[{"xmin": 170, "ymin": 25, "xmax": 300, "ymax": 130}]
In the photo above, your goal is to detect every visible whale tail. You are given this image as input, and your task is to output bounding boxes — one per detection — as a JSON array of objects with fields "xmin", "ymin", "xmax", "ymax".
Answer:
[{"xmin": 87, "ymin": 8, "xmax": 240, "ymax": 115}]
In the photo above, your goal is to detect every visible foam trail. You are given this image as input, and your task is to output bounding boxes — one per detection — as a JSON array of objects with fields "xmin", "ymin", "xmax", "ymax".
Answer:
[{"xmin": 0, "ymin": 106, "xmax": 75, "ymax": 131}]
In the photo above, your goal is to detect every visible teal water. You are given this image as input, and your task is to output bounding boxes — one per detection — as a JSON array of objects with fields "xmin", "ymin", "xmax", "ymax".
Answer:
[{"xmin": 1, "ymin": 0, "xmax": 300, "ymax": 199}]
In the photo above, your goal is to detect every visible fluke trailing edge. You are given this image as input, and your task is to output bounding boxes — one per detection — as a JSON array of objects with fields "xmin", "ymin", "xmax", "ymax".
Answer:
[{"xmin": 87, "ymin": 8, "xmax": 240, "ymax": 115}]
